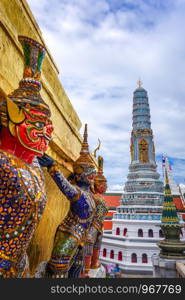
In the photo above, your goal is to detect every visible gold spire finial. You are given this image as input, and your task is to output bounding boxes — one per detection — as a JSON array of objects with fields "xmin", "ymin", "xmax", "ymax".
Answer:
[
  {"xmin": 98, "ymin": 156, "xmax": 104, "ymax": 174},
  {"xmin": 80, "ymin": 123, "xmax": 89, "ymax": 154},
  {"xmin": 137, "ymin": 78, "xmax": 143, "ymax": 88},
  {"xmin": 93, "ymin": 138, "xmax": 101, "ymax": 158},
  {"xmin": 74, "ymin": 123, "xmax": 96, "ymax": 174}
]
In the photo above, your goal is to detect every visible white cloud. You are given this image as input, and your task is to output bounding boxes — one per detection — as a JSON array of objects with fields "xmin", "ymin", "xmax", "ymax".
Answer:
[
  {"xmin": 27, "ymin": 0, "xmax": 185, "ymax": 190},
  {"xmin": 109, "ymin": 184, "xmax": 123, "ymax": 191},
  {"xmin": 179, "ymin": 184, "xmax": 185, "ymax": 194}
]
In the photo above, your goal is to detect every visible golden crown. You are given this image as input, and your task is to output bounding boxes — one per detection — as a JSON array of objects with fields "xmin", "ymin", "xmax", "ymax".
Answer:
[{"xmin": 73, "ymin": 124, "xmax": 96, "ymax": 174}]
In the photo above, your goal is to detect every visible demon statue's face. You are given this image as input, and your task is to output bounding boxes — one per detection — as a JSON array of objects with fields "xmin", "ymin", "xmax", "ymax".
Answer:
[
  {"xmin": 75, "ymin": 166, "xmax": 96, "ymax": 188},
  {"xmin": 16, "ymin": 108, "xmax": 53, "ymax": 155},
  {"xmin": 86, "ymin": 173, "xmax": 97, "ymax": 188},
  {"xmin": 94, "ymin": 180, "xmax": 107, "ymax": 194}
]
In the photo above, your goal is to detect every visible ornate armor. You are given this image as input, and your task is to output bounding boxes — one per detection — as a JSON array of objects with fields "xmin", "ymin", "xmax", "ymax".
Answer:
[
  {"xmin": 38, "ymin": 124, "xmax": 97, "ymax": 278},
  {"xmin": 0, "ymin": 154, "xmax": 46, "ymax": 277},
  {"xmin": 0, "ymin": 36, "xmax": 53, "ymax": 277},
  {"xmin": 82, "ymin": 156, "xmax": 108, "ymax": 276}
]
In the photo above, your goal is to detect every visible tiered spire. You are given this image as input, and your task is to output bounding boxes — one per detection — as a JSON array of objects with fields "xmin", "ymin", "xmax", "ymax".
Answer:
[
  {"xmin": 121, "ymin": 84, "xmax": 163, "ymax": 211},
  {"xmin": 129, "ymin": 84, "xmax": 156, "ymax": 164},
  {"xmin": 94, "ymin": 156, "xmax": 107, "ymax": 183},
  {"xmin": 132, "ymin": 84, "xmax": 151, "ymax": 131},
  {"xmin": 74, "ymin": 124, "xmax": 95, "ymax": 174},
  {"xmin": 161, "ymin": 170, "xmax": 179, "ymax": 225},
  {"xmin": 80, "ymin": 124, "xmax": 89, "ymax": 154},
  {"xmin": 158, "ymin": 170, "xmax": 185, "ymax": 258}
]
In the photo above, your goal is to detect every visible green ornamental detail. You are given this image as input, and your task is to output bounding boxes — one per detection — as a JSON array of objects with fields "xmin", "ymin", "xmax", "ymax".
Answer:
[
  {"xmin": 21, "ymin": 42, "xmax": 31, "ymax": 66},
  {"xmin": 158, "ymin": 168, "xmax": 185, "ymax": 258},
  {"xmin": 37, "ymin": 50, "xmax": 45, "ymax": 72},
  {"xmin": 161, "ymin": 171, "xmax": 179, "ymax": 225},
  {"xmin": 18, "ymin": 36, "xmax": 46, "ymax": 77}
]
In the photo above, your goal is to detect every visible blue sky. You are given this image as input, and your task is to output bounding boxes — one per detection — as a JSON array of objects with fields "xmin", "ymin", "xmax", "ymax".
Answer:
[{"xmin": 27, "ymin": 0, "xmax": 185, "ymax": 190}]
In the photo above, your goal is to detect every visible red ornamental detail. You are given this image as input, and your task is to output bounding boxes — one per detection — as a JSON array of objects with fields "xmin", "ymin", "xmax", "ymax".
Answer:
[
  {"xmin": 16, "ymin": 109, "xmax": 53, "ymax": 155},
  {"xmin": 0, "ymin": 110, "xmax": 53, "ymax": 164},
  {"xmin": 110, "ymin": 250, "xmax": 114, "ymax": 259},
  {"xmin": 123, "ymin": 228, "xmax": 127, "ymax": 236},
  {"xmin": 103, "ymin": 248, "xmax": 107, "ymax": 257},
  {"xmin": 116, "ymin": 227, "xmax": 120, "ymax": 235},
  {"xmin": 118, "ymin": 251, "xmax": 122, "ymax": 261}
]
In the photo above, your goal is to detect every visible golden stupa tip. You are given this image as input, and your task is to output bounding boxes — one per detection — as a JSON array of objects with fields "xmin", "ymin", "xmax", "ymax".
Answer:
[{"xmin": 137, "ymin": 78, "xmax": 143, "ymax": 88}]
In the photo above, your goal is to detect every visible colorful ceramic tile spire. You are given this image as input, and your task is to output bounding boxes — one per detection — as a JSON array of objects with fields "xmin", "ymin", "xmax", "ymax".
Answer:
[
  {"xmin": 158, "ymin": 169, "xmax": 185, "ymax": 259},
  {"xmin": 121, "ymin": 84, "xmax": 164, "ymax": 210},
  {"xmin": 101, "ymin": 85, "xmax": 164, "ymax": 274},
  {"xmin": 161, "ymin": 169, "xmax": 179, "ymax": 225}
]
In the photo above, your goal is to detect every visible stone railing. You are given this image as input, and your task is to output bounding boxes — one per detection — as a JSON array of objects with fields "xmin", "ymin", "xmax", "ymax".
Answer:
[
  {"xmin": 113, "ymin": 213, "xmax": 161, "ymax": 221},
  {"xmin": 124, "ymin": 185, "xmax": 163, "ymax": 192},
  {"xmin": 120, "ymin": 198, "xmax": 163, "ymax": 206}
]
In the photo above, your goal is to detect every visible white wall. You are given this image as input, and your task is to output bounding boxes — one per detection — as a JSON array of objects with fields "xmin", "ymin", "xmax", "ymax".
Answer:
[
  {"xmin": 112, "ymin": 221, "xmax": 162, "ymax": 238},
  {"xmin": 100, "ymin": 242, "xmax": 159, "ymax": 265}
]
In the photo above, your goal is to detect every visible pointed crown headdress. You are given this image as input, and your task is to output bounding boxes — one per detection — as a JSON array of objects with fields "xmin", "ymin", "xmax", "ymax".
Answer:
[
  {"xmin": 0, "ymin": 36, "xmax": 50, "ymax": 130},
  {"xmin": 73, "ymin": 124, "xmax": 96, "ymax": 174},
  {"xmin": 95, "ymin": 156, "xmax": 107, "ymax": 182}
]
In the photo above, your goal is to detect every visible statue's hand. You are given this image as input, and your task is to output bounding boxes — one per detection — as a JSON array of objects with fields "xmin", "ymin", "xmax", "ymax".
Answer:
[{"xmin": 37, "ymin": 154, "xmax": 54, "ymax": 168}]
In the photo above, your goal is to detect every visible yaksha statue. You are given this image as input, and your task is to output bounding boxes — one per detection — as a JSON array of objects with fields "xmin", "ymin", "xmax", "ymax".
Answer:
[
  {"xmin": 82, "ymin": 155, "xmax": 108, "ymax": 277},
  {"xmin": 0, "ymin": 36, "xmax": 53, "ymax": 277},
  {"xmin": 38, "ymin": 124, "xmax": 96, "ymax": 278}
]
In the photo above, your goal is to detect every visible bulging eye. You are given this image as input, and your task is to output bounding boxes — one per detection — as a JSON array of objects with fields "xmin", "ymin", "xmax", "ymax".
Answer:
[{"xmin": 35, "ymin": 122, "xmax": 45, "ymax": 128}]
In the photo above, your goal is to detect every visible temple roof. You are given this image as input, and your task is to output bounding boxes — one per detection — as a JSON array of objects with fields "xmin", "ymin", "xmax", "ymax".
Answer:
[
  {"xmin": 103, "ymin": 193, "xmax": 122, "ymax": 207},
  {"xmin": 173, "ymin": 196, "xmax": 185, "ymax": 210}
]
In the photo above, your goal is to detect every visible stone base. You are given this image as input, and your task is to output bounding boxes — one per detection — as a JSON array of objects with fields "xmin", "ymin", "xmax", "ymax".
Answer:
[
  {"xmin": 152, "ymin": 254, "xmax": 185, "ymax": 278},
  {"xmin": 88, "ymin": 265, "xmax": 106, "ymax": 278}
]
